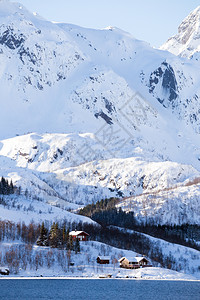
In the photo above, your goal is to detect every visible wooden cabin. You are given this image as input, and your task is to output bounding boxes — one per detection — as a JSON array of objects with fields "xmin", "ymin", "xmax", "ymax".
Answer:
[
  {"xmin": 119, "ymin": 256, "xmax": 151, "ymax": 269},
  {"xmin": 69, "ymin": 230, "xmax": 89, "ymax": 241},
  {"xmin": 97, "ymin": 256, "xmax": 110, "ymax": 264}
]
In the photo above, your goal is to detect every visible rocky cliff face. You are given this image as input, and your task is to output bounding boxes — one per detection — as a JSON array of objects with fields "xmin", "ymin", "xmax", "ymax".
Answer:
[
  {"xmin": 160, "ymin": 6, "xmax": 200, "ymax": 58},
  {"xmin": 149, "ymin": 61, "xmax": 178, "ymax": 107}
]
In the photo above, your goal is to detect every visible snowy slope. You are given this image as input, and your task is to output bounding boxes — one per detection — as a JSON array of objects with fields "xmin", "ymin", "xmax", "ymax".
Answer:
[
  {"xmin": 0, "ymin": 194, "xmax": 95, "ymax": 225},
  {"xmin": 0, "ymin": 0, "xmax": 199, "ymax": 144},
  {"xmin": 114, "ymin": 227, "xmax": 200, "ymax": 279},
  {"xmin": 0, "ymin": 133, "xmax": 199, "ymax": 224},
  {"xmin": 161, "ymin": 6, "xmax": 200, "ymax": 58},
  {"xmin": 0, "ymin": 240, "xmax": 197, "ymax": 279},
  {"xmin": 0, "ymin": 0, "xmax": 85, "ymax": 138},
  {"xmin": 0, "ymin": 133, "xmax": 199, "ymax": 204},
  {"xmin": 0, "ymin": 2, "xmax": 199, "ymax": 225},
  {"xmin": 0, "ymin": 1, "xmax": 199, "ymax": 140},
  {"xmin": 117, "ymin": 177, "xmax": 200, "ymax": 225}
]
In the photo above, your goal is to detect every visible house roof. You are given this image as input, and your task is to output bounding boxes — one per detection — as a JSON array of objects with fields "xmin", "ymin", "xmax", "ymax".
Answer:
[
  {"xmin": 0, "ymin": 267, "xmax": 9, "ymax": 272},
  {"xmin": 69, "ymin": 230, "xmax": 89, "ymax": 236},
  {"xmin": 119, "ymin": 256, "xmax": 149, "ymax": 263},
  {"xmin": 97, "ymin": 256, "xmax": 110, "ymax": 260},
  {"xmin": 119, "ymin": 257, "xmax": 137, "ymax": 263}
]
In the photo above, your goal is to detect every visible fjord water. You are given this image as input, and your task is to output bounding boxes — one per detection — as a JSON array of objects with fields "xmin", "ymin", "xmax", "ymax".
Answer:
[{"xmin": 0, "ymin": 279, "xmax": 200, "ymax": 300}]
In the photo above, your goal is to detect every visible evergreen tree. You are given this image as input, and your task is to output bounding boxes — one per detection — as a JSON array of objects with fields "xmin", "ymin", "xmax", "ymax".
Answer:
[
  {"xmin": 17, "ymin": 186, "xmax": 21, "ymax": 195},
  {"xmin": 62, "ymin": 225, "xmax": 66, "ymax": 248},
  {"xmin": 10, "ymin": 180, "xmax": 14, "ymax": 194},
  {"xmin": 55, "ymin": 222, "xmax": 62, "ymax": 248},
  {"xmin": 49, "ymin": 222, "xmax": 58, "ymax": 248},
  {"xmin": 66, "ymin": 228, "xmax": 70, "ymax": 250},
  {"xmin": 66, "ymin": 238, "xmax": 70, "ymax": 251},
  {"xmin": 66, "ymin": 228, "xmax": 70, "ymax": 241},
  {"xmin": 74, "ymin": 238, "xmax": 80, "ymax": 254},
  {"xmin": 0, "ymin": 177, "xmax": 16, "ymax": 195},
  {"xmin": 36, "ymin": 222, "xmax": 48, "ymax": 246},
  {"xmin": 66, "ymin": 235, "xmax": 73, "ymax": 251}
]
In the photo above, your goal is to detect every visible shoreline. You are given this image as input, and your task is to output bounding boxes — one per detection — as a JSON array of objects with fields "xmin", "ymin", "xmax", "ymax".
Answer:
[{"xmin": 1, "ymin": 276, "xmax": 200, "ymax": 281}]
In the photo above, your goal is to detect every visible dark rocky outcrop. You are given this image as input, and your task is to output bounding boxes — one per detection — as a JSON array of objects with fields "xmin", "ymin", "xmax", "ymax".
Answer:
[
  {"xmin": 0, "ymin": 27, "xmax": 25, "ymax": 49},
  {"xmin": 149, "ymin": 62, "xmax": 178, "ymax": 107},
  {"xmin": 95, "ymin": 111, "xmax": 113, "ymax": 125}
]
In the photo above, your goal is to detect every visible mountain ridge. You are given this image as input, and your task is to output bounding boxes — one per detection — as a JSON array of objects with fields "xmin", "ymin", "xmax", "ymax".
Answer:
[
  {"xmin": 0, "ymin": 1, "xmax": 200, "ymax": 226},
  {"xmin": 161, "ymin": 6, "xmax": 200, "ymax": 58}
]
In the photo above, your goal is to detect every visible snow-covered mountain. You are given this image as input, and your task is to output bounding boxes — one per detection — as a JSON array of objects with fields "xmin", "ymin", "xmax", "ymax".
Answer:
[
  {"xmin": 0, "ymin": 1, "xmax": 200, "ymax": 225},
  {"xmin": 161, "ymin": 6, "xmax": 200, "ymax": 58},
  {"xmin": 0, "ymin": 1, "xmax": 199, "ymax": 139}
]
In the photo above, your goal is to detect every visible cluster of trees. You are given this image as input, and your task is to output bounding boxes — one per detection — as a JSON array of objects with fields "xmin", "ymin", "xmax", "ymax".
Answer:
[
  {"xmin": 79, "ymin": 197, "xmax": 136, "ymax": 228},
  {"xmin": 0, "ymin": 220, "xmax": 40, "ymax": 244},
  {"xmin": 0, "ymin": 220, "xmax": 175, "ymax": 272},
  {"xmin": 133, "ymin": 224, "xmax": 200, "ymax": 251},
  {"xmin": 79, "ymin": 198, "xmax": 200, "ymax": 251},
  {"xmin": 1, "ymin": 219, "xmax": 199, "ymax": 274},
  {"xmin": 92, "ymin": 208, "xmax": 135, "ymax": 229},
  {"xmin": 79, "ymin": 198, "xmax": 120, "ymax": 216},
  {"xmin": 36, "ymin": 222, "xmax": 80, "ymax": 253},
  {"xmin": 0, "ymin": 244, "xmax": 74, "ymax": 274},
  {"xmin": 0, "ymin": 177, "xmax": 15, "ymax": 195}
]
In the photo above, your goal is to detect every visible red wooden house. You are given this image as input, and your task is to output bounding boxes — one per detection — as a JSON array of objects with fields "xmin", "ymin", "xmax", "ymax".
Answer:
[
  {"xmin": 97, "ymin": 256, "xmax": 110, "ymax": 264},
  {"xmin": 69, "ymin": 230, "xmax": 89, "ymax": 241}
]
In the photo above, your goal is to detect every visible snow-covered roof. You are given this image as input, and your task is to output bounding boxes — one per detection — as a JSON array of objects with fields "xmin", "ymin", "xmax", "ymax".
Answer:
[
  {"xmin": 97, "ymin": 256, "xmax": 110, "ymax": 260},
  {"xmin": 0, "ymin": 267, "xmax": 9, "ymax": 271},
  {"xmin": 69, "ymin": 231, "xmax": 89, "ymax": 236},
  {"xmin": 135, "ymin": 256, "xmax": 148, "ymax": 262},
  {"xmin": 119, "ymin": 256, "xmax": 149, "ymax": 263},
  {"xmin": 119, "ymin": 257, "xmax": 137, "ymax": 263}
]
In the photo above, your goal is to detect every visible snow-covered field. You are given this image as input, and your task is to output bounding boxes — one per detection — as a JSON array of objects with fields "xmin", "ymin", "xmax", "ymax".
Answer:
[
  {"xmin": 0, "ymin": 240, "xmax": 197, "ymax": 280},
  {"xmin": 113, "ymin": 227, "xmax": 200, "ymax": 279}
]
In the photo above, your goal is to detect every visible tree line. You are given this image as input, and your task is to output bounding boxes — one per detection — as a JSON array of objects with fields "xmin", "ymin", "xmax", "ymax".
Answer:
[
  {"xmin": 0, "ymin": 177, "xmax": 15, "ymax": 195},
  {"xmin": 79, "ymin": 197, "xmax": 136, "ymax": 228},
  {"xmin": 1, "ymin": 219, "xmax": 198, "ymax": 274},
  {"xmin": 36, "ymin": 222, "xmax": 80, "ymax": 254},
  {"xmin": 0, "ymin": 220, "xmax": 176, "ymax": 271},
  {"xmin": 79, "ymin": 197, "xmax": 200, "ymax": 251},
  {"xmin": 79, "ymin": 198, "xmax": 120, "ymax": 216}
]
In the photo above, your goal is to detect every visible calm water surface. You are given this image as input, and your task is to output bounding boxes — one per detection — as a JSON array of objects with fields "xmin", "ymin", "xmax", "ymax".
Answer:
[{"xmin": 0, "ymin": 279, "xmax": 200, "ymax": 300}]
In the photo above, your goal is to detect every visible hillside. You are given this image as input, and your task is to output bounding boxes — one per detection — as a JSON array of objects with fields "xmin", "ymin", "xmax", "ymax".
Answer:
[
  {"xmin": 1, "ymin": 239, "xmax": 197, "ymax": 280},
  {"xmin": 0, "ymin": 132, "xmax": 200, "ymax": 224},
  {"xmin": 0, "ymin": 2, "xmax": 199, "ymax": 229},
  {"xmin": 0, "ymin": 218, "xmax": 199, "ymax": 279}
]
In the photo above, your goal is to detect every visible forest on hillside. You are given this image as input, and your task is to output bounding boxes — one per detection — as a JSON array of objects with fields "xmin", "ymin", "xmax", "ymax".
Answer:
[
  {"xmin": 79, "ymin": 197, "xmax": 200, "ymax": 251},
  {"xmin": 0, "ymin": 219, "xmax": 199, "ymax": 275}
]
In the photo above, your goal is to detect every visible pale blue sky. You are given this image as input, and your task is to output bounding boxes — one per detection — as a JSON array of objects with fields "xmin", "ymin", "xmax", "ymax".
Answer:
[{"xmin": 19, "ymin": 0, "xmax": 200, "ymax": 47}]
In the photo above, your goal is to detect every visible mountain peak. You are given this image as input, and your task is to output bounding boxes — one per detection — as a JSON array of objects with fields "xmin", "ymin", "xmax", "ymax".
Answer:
[
  {"xmin": 192, "ymin": 5, "xmax": 200, "ymax": 14},
  {"xmin": 160, "ymin": 6, "xmax": 200, "ymax": 58}
]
